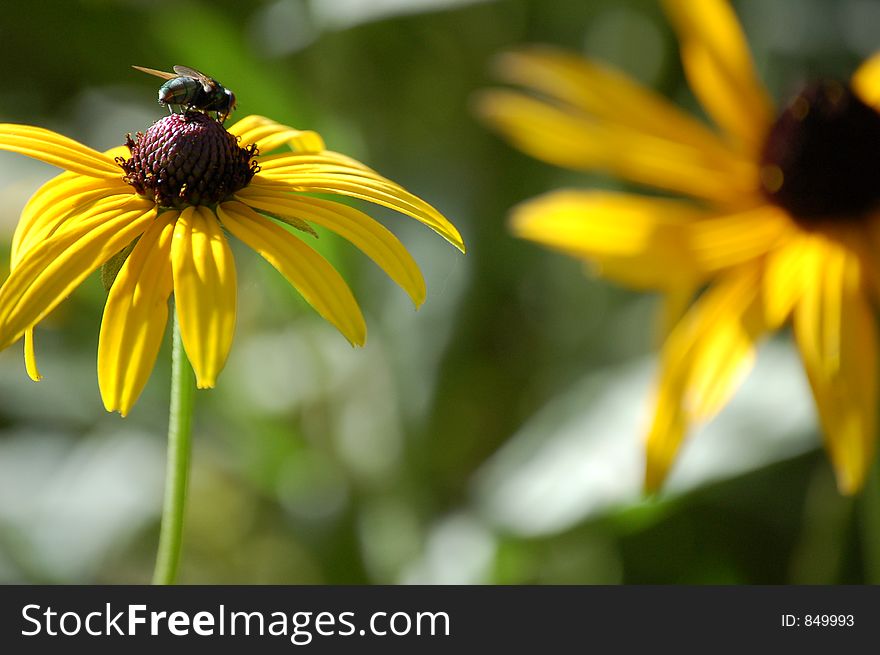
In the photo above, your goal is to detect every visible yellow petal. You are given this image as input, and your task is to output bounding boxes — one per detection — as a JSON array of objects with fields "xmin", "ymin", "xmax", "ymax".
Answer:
[
  {"xmin": 762, "ymin": 233, "xmax": 818, "ymax": 330},
  {"xmin": 11, "ymin": 150, "xmax": 132, "ymax": 380},
  {"xmin": 509, "ymin": 190, "xmax": 706, "ymax": 290},
  {"xmin": 491, "ymin": 46, "xmax": 741, "ymax": 163},
  {"xmin": 688, "ymin": 203, "xmax": 793, "ymax": 273},
  {"xmin": 14, "ymin": 142, "xmax": 132, "ymax": 258},
  {"xmin": 251, "ymin": 168, "xmax": 465, "ymax": 253},
  {"xmin": 12, "ymin": 172, "xmax": 132, "ymax": 267},
  {"xmin": 227, "ymin": 114, "xmax": 325, "ymax": 153},
  {"xmin": 662, "ymin": 0, "xmax": 774, "ymax": 151},
  {"xmin": 24, "ymin": 328, "xmax": 41, "ymax": 381},
  {"xmin": 255, "ymin": 152, "xmax": 377, "ymax": 175},
  {"xmin": 0, "ymin": 197, "xmax": 156, "ymax": 350},
  {"xmin": 98, "ymin": 212, "xmax": 176, "ymax": 416},
  {"xmin": 0, "ymin": 124, "xmax": 123, "ymax": 178},
  {"xmin": 645, "ymin": 267, "xmax": 767, "ymax": 492},
  {"xmin": 852, "ymin": 51, "xmax": 880, "ymax": 109},
  {"xmin": 475, "ymin": 89, "xmax": 756, "ymax": 202},
  {"xmin": 13, "ymin": 174, "xmax": 130, "ymax": 265},
  {"xmin": 104, "ymin": 145, "xmax": 131, "ymax": 161},
  {"xmin": 218, "ymin": 201, "xmax": 366, "ymax": 346},
  {"xmin": 236, "ymin": 187, "xmax": 426, "ymax": 306},
  {"xmin": 657, "ymin": 286, "xmax": 698, "ymax": 342},
  {"xmin": 793, "ymin": 241, "xmax": 876, "ymax": 494},
  {"xmin": 170, "ymin": 206, "xmax": 237, "ymax": 389}
]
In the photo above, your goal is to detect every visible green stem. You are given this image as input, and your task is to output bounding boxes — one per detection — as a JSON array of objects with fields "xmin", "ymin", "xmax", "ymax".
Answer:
[{"xmin": 152, "ymin": 308, "xmax": 195, "ymax": 585}]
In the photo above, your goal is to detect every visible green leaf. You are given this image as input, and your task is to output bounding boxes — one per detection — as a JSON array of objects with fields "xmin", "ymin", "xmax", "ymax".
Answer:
[{"xmin": 101, "ymin": 238, "xmax": 138, "ymax": 291}]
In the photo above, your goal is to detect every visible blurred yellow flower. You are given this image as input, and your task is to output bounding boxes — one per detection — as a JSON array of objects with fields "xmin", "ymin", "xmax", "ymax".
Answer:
[
  {"xmin": 477, "ymin": 0, "xmax": 880, "ymax": 494},
  {"xmin": 0, "ymin": 113, "xmax": 463, "ymax": 416}
]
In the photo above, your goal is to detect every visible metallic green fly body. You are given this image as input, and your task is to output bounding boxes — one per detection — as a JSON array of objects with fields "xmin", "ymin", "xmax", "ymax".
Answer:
[{"xmin": 133, "ymin": 65, "xmax": 236, "ymax": 122}]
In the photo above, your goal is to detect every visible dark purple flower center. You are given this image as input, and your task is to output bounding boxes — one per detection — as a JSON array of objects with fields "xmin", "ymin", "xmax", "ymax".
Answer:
[
  {"xmin": 119, "ymin": 112, "xmax": 258, "ymax": 209},
  {"xmin": 760, "ymin": 80, "xmax": 880, "ymax": 225}
]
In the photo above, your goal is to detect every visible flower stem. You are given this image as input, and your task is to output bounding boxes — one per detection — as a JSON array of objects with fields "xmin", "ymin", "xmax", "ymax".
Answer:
[{"xmin": 152, "ymin": 307, "xmax": 195, "ymax": 585}]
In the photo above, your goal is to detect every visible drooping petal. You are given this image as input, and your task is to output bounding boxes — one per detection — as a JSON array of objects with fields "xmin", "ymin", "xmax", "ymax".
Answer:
[
  {"xmin": 491, "ymin": 46, "xmax": 742, "ymax": 162},
  {"xmin": 0, "ymin": 124, "xmax": 123, "ymax": 177},
  {"xmin": 645, "ymin": 267, "xmax": 767, "ymax": 492},
  {"xmin": 227, "ymin": 115, "xmax": 325, "ymax": 154},
  {"xmin": 12, "ymin": 143, "xmax": 133, "ymax": 263},
  {"xmin": 662, "ymin": 0, "xmax": 774, "ymax": 152},
  {"xmin": 509, "ymin": 190, "xmax": 707, "ymax": 290},
  {"xmin": 170, "ymin": 206, "xmax": 237, "ymax": 389},
  {"xmin": 12, "ymin": 172, "xmax": 133, "ymax": 267},
  {"xmin": 475, "ymin": 89, "xmax": 756, "ymax": 202},
  {"xmin": 251, "ymin": 166, "xmax": 465, "ymax": 252},
  {"xmin": 12, "ymin": 145, "xmax": 134, "ymax": 380},
  {"xmin": 852, "ymin": 51, "xmax": 880, "ymax": 109},
  {"xmin": 218, "ymin": 201, "xmax": 366, "ymax": 346},
  {"xmin": 24, "ymin": 328, "xmax": 40, "ymax": 381},
  {"xmin": 236, "ymin": 186, "xmax": 426, "ymax": 306},
  {"xmin": 793, "ymin": 241, "xmax": 877, "ymax": 494},
  {"xmin": 98, "ymin": 212, "xmax": 177, "ymax": 416},
  {"xmin": 0, "ymin": 196, "xmax": 156, "ymax": 350}
]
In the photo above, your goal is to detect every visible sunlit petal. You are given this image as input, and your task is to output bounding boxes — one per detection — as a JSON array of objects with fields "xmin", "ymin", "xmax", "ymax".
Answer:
[
  {"xmin": 761, "ymin": 234, "xmax": 819, "ymax": 330},
  {"xmin": 98, "ymin": 212, "xmax": 176, "ymax": 416},
  {"xmin": 793, "ymin": 242, "xmax": 876, "ymax": 494},
  {"xmin": 0, "ymin": 197, "xmax": 156, "ymax": 350},
  {"xmin": 688, "ymin": 204, "xmax": 793, "ymax": 273},
  {"xmin": 236, "ymin": 186, "xmax": 426, "ymax": 306},
  {"xmin": 475, "ymin": 89, "xmax": 756, "ymax": 202},
  {"xmin": 0, "ymin": 124, "xmax": 123, "ymax": 177},
  {"xmin": 227, "ymin": 114, "xmax": 325, "ymax": 153},
  {"xmin": 491, "ymin": 46, "xmax": 742, "ymax": 162},
  {"xmin": 218, "ymin": 201, "xmax": 366, "ymax": 346},
  {"xmin": 645, "ymin": 267, "xmax": 767, "ymax": 491},
  {"xmin": 24, "ymin": 328, "xmax": 41, "ymax": 382},
  {"xmin": 171, "ymin": 206, "xmax": 237, "ymax": 389},
  {"xmin": 510, "ymin": 190, "xmax": 708, "ymax": 290},
  {"xmin": 12, "ymin": 172, "xmax": 132, "ymax": 267},
  {"xmin": 251, "ymin": 169, "xmax": 465, "ymax": 252},
  {"xmin": 254, "ymin": 152, "xmax": 377, "ymax": 175},
  {"xmin": 662, "ymin": 0, "xmax": 774, "ymax": 151},
  {"xmin": 11, "ymin": 145, "xmax": 137, "ymax": 381}
]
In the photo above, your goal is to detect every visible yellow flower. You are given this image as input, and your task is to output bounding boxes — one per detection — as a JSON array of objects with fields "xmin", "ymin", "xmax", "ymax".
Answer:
[
  {"xmin": 0, "ymin": 113, "xmax": 464, "ymax": 416},
  {"xmin": 477, "ymin": 0, "xmax": 880, "ymax": 494}
]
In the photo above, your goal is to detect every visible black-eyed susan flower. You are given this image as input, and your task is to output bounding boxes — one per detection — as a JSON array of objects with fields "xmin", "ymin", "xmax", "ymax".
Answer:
[
  {"xmin": 0, "ymin": 112, "xmax": 464, "ymax": 417},
  {"xmin": 477, "ymin": 0, "xmax": 880, "ymax": 494}
]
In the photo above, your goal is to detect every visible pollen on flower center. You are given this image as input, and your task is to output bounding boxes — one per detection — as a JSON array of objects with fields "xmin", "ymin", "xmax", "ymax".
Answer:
[
  {"xmin": 119, "ymin": 111, "xmax": 258, "ymax": 209},
  {"xmin": 760, "ymin": 80, "xmax": 880, "ymax": 224}
]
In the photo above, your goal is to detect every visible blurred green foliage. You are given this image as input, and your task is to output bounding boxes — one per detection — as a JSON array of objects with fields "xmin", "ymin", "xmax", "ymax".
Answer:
[{"xmin": 0, "ymin": 0, "xmax": 876, "ymax": 584}]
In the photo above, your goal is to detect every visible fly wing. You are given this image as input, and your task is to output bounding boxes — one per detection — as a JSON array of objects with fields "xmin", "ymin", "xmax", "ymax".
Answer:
[
  {"xmin": 173, "ymin": 65, "xmax": 218, "ymax": 93},
  {"xmin": 132, "ymin": 65, "xmax": 178, "ymax": 81}
]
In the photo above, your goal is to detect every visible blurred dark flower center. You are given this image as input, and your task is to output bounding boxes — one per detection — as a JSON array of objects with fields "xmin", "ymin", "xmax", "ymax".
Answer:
[
  {"xmin": 119, "ymin": 112, "xmax": 258, "ymax": 209},
  {"xmin": 760, "ymin": 80, "xmax": 880, "ymax": 224}
]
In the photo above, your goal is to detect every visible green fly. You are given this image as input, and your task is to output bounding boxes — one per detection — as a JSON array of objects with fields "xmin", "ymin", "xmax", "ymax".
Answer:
[{"xmin": 132, "ymin": 65, "xmax": 237, "ymax": 122}]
